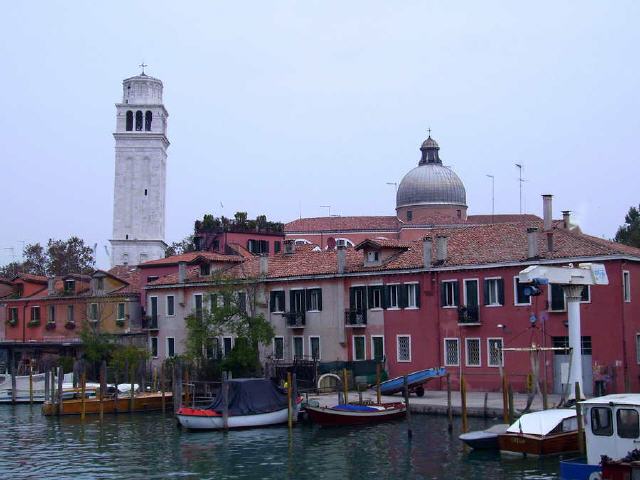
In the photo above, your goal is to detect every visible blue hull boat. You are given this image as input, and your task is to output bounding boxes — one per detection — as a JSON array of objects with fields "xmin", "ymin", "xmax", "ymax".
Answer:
[
  {"xmin": 379, "ymin": 367, "xmax": 446, "ymax": 396},
  {"xmin": 559, "ymin": 458, "xmax": 600, "ymax": 480}
]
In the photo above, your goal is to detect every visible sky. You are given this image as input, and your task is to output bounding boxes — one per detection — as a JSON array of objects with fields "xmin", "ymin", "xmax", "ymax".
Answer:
[{"xmin": 1, "ymin": 1, "xmax": 639, "ymax": 268}]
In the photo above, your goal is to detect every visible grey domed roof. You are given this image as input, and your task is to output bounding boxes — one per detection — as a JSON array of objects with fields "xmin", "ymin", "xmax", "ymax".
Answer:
[{"xmin": 396, "ymin": 136, "xmax": 467, "ymax": 208}]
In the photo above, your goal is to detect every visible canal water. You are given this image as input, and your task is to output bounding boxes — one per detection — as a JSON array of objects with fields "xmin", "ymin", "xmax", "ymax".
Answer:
[{"xmin": 0, "ymin": 405, "xmax": 564, "ymax": 479}]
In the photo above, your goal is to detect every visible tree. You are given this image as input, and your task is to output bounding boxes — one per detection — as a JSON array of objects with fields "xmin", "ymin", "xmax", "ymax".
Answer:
[
  {"xmin": 17, "ymin": 236, "xmax": 95, "ymax": 277},
  {"xmin": 23, "ymin": 243, "xmax": 47, "ymax": 276},
  {"xmin": 0, "ymin": 261, "xmax": 22, "ymax": 279},
  {"xmin": 184, "ymin": 276, "xmax": 274, "ymax": 377},
  {"xmin": 615, "ymin": 205, "xmax": 640, "ymax": 248},
  {"xmin": 165, "ymin": 235, "xmax": 197, "ymax": 257}
]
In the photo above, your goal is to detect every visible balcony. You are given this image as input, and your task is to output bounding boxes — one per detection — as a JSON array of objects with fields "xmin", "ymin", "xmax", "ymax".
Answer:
[
  {"xmin": 457, "ymin": 305, "xmax": 480, "ymax": 325},
  {"xmin": 345, "ymin": 309, "xmax": 367, "ymax": 327},
  {"xmin": 284, "ymin": 311, "xmax": 305, "ymax": 328},
  {"xmin": 144, "ymin": 315, "xmax": 159, "ymax": 331}
]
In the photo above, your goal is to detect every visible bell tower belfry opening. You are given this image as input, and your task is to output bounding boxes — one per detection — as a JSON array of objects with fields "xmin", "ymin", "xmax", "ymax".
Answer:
[{"xmin": 110, "ymin": 68, "xmax": 169, "ymax": 267}]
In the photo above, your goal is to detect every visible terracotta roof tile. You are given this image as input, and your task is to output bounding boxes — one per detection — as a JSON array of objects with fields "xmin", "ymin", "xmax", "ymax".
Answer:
[
  {"xmin": 285, "ymin": 216, "xmax": 400, "ymax": 233},
  {"xmin": 139, "ymin": 251, "xmax": 243, "ymax": 266}
]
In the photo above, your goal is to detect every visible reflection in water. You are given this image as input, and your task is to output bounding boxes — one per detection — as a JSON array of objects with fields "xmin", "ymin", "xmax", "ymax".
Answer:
[{"xmin": 0, "ymin": 405, "xmax": 562, "ymax": 479}]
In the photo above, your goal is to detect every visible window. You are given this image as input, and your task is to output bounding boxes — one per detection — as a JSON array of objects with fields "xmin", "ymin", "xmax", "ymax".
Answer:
[
  {"xmin": 368, "ymin": 285, "xmax": 383, "ymax": 309},
  {"xmin": 135, "ymin": 110, "xmax": 143, "ymax": 131},
  {"xmin": 9, "ymin": 307, "xmax": 18, "ymax": 322},
  {"xmin": 387, "ymin": 284, "xmax": 399, "ymax": 308},
  {"xmin": 150, "ymin": 296, "xmax": 158, "ymax": 323},
  {"xmin": 67, "ymin": 305, "xmax": 74, "ymax": 323},
  {"xmin": 293, "ymin": 336, "xmax": 304, "ymax": 359},
  {"xmin": 48, "ymin": 305, "xmax": 55, "ymax": 323},
  {"xmin": 150, "ymin": 337, "xmax": 158, "ymax": 358},
  {"xmin": 205, "ymin": 338, "xmax": 219, "ymax": 360},
  {"xmin": 223, "ymin": 337, "xmax": 233, "ymax": 357},
  {"xmin": 194, "ymin": 294, "xmax": 203, "ymax": 319},
  {"xmin": 487, "ymin": 338, "xmax": 504, "ymax": 367},
  {"xmin": 273, "ymin": 337, "xmax": 284, "ymax": 360},
  {"xmin": 591, "ymin": 407, "xmax": 613, "ymax": 436},
  {"xmin": 30, "ymin": 306, "xmax": 40, "ymax": 322},
  {"xmin": 465, "ymin": 338, "xmax": 481, "ymax": 367},
  {"xmin": 247, "ymin": 239, "xmax": 269, "ymax": 254},
  {"xmin": 350, "ymin": 286, "xmax": 366, "ymax": 311},
  {"xmin": 335, "ymin": 238, "xmax": 354, "ymax": 248},
  {"xmin": 89, "ymin": 303, "xmax": 98, "ymax": 321},
  {"xmin": 274, "ymin": 241, "xmax": 281, "ymax": 254},
  {"xmin": 64, "ymin": 279, "xmax": 75, "ymax": 293},
  {"xmin": 290, "ymin": 290, "xmax": 305, "ymax": 313},
  {"xmin": 367, "ymin": 251, "xmax": 380, "ymax": 263},
  {"xmin": 237, "ymin": 292, "xmax": 247, "ymax": 313},
  {"xmin": 117, "ymin": 303, "xmax": 125, "ymax": 320},
  {"xmin": 270, "ymin": 291, "xmax": 285, "ymax": 313},
  {"xmin": 200, "ymin": 263, "xmax": 210, "ymax": 276},
  {"xmin": 444, "ymin": 338, "xmax": 459, "ymax": 366},
  {"xmin": 371, "ymin": 336, "xmax": 385, "ymax": 361},
  {"xmin": 406, "ymin": 210, "xmax": 413, "ymax": 221},
  {"xmin": 441, "ymin": 280, "xmax": 459, "ymax": 307},
  {"xmin": 617, "ymin": 409, "xmax": 639, "ymax": 439},
  {"xmin": 145, "ymin": 110, "xmax": 152, "ymax": 131},
  {"xmin": 624, "ymin": 271, "xmax": 631, "ymax": 302},
  {"xmin": 580, "ymin": 285, "xmax": 590, "ymax": 303},
  {"xmin": 484, "ymin": 278, "xmax": 504, "ymax": 306},
  {"xmin": 208, "ymin": 293, "xmax": 218, "ymax": 311},
  {"xmin": 147, "ymin": 276, "xmax": 159, "ymax": 283},
  {"xmin": 96, "ymin": 277, "xmax": 104, "ymax": 290},
  {"xmin": 406, "ymin": 283, "xmax": 419, "ymax": 308},
  {"xmin": 549, "ymin": 284, "xmax": 566, "ymax": 312},
  {"xmin": 353, "ymin": 335, "xmax": 366, "ymax": 361},
  {"xmin": 125, "ymin": 110, "xmax": 133, "ymax": 131},
  {"xmin": 310, "ymin": 336, "xmax": 321, "ymax": 360},
  {"xmin": 514, "ymin": 277, "xmax": 532, "ymax": 305},
  {"xmin": 307, "ymin": 288, "xmax": 322, "ymax": 311},
  {"xmin": 552, "ymin": 336, "xmax": 592, "ymax": 355},
  {"xmin": 167, "ymin": 337, "xmax": 175, "ymax": 358},
  {"xmin": 167, "ymin": 295, "xmax": 175, "ymax": 316},
  {"xmin": 397, "ymin": 335, "xmax": 411, "ymax": 362}
]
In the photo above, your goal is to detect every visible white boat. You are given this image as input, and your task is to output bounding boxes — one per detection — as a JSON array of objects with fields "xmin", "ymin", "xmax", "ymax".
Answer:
[
  {"xmin": 0, "ymin": 372, "xmax": 74, "ymax": 403},
  {"xmin": 561, "ymin": 394, "xmax": 640, "ymax": 480},
  {"xmin": 177, "ymin": 378, "xmax": 300, "ymax": 430}
]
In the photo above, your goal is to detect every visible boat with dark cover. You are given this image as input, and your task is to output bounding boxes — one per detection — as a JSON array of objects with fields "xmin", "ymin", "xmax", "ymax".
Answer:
[{"xmin": 459, "ymin": 424, "xmax": 509, "ymax": 450}]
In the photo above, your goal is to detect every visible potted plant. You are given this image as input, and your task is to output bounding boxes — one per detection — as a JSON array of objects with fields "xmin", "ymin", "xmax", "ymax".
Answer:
[
  {"xmin": 27, "ymin": 319, "xmax": 41, "ymax": 328},
  {"xmin": 6, "ymin": 318, "xmax": 17, "ymax": 327},
  {"xmin": 64, "ymin": 321, "xmax": 76, "ymax": 330},
  {"xmin": 116, "ymin": 318, "xmax": 125, "ymax": 327},
  {"xmin": 45, "ymin": 322, "xmax": 56, "ymax": 330}
]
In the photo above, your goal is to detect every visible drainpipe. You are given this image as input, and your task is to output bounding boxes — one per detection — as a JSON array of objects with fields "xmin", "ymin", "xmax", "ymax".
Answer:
[{"xmin": 621, "ymin": 261, "xmax": 630, "ymax": 392}]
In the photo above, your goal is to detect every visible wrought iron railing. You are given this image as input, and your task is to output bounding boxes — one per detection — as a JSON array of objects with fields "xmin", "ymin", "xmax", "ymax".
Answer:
[
  {"xmin": 458, "ymin": 305, "xmax": 480, "ymax": 324},
  {"xmin": 345, "ymin": 309, "xmax": 367, "ymax": 326},
  {"xmin": 284, "ymin": 311, "xmax": 305, "ymax": 327}
]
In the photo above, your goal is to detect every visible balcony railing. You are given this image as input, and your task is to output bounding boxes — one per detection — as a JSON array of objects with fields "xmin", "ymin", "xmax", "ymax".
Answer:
[
  {"xmin": 144, "ymin": 315, "xmax": 159, "ymax": 330},
  {"xmin": 345, "ymin": 309, "xmax": 367, "ymax": 327},
  {"xmin": 284, "ymin": 311, "xmax": 305, "ymax": 328},
  {"xmin": 458, "ymin": 305, "xmax": 480, "ymax": 325}
]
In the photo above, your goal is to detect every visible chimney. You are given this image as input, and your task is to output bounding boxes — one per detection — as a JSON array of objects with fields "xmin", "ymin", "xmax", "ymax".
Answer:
[
  {"xmin": 546, "ymin": 232, "xmax": 554, "ymax": 253},
  {"xmin": 562, "ymin": 210, "xmax": 571, "ymax": 229},
  {"xmin": 178, "ymin": 261, "xmax": 187, "ymax": 283},
  {"xmin": 542, "ymin": 194, "xmax": 553, "ymax": 231},
  {"xmin": 423, "ymin": 237, "xmax": 433, "ymax": 268},
  {"xmin": 337, "ymin": 247, "xmax": 346, "ymax": 274},
  {"xmin": 284, "ymin": 239, "xmax": 295, "ymax": 254},
  {"xmin": 527, "ymin": 227, "xmax": 539, "ymax": 259},
  {"xmin": 47, "ymin": 277, "xmax": 55, "ymax": 296},
  {"xmin": 259, "ymin": 255, "xmax": 268, "ymax": 276},
  {"xmin": 436, "ymin": 235, "xmax": 448, "ymax": 263}
]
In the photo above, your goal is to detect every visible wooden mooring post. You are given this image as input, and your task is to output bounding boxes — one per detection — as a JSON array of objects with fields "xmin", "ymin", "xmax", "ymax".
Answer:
[
  {"xmin": 376, "ymin": 362, "xmax": 382, "ymax": 405},
  {"xmin": 57, "ymin": 366, "xmax": 64, "ymax": 416},
  {"xmin": 460, "ymin": 373, "xmax": 468, "ymax": 434},
  {"xmin": 160, "ymin": 364, "xmax": 166, "ymax": 414},
  {"xmin": 81, "ymin": 369, "xmax": 86, "ymax": 421},
  {"xmin": 403, "ymin": 375, "xmax": 412, "ymax": 439},
  {"xmin": 287, "ymin": 371, "xmax": 293, "ymax": 430},
  {"xmin": 29, "ymin": 369, "xmax": 34, "ymax": 405},
  {"xmin": 174, "ymin": 362, "xmax": 183, "ymax": 414},
  {"xmin": 508, "ymin": 383, "xmax": 514, "ymax": 424},
  {"xmin": 44, "ymin": 368, "xmax": 50, "ymax": 403},
  {"xmin": 542, "ymin": 378, "xmax": 549, "ymax": 410},
  {"xmin": 222, "ymin": 372, "xmax": 229, "ymax": 431},
  {"xmin": 99, "ymin": 361, "xmax": 106, "ymax": 421},
  {"xmin": 501, "ymin": 371, "xmax": 509, "ymax": 424},
  {"xmin": 11, "ymin": 372, "xmax": 17, "ymax": 404},
  {"xmin": 446, "ymin": 373, "xmax": 453, "ymax": 432},
  {"xmin": 129, "ymin": 361, "xmax": 135, "ymax": 413},
  {"xmin": 184, "ymin": 367, "xmax": 190, "ymax": 407},
  {"xmin": 50, "ymin": 370, "xmax": 56, "ymax": 406},
  {"xmin": 575, "ymin": 382, "xmax": 585, "ymax": 455},
  {"xmin": 342, "ymin": 368, "xmax": 349, "ymax": 404}
]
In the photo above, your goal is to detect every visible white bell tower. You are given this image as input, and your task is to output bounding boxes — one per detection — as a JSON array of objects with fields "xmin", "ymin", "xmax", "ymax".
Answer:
[{"xmin": 110, "ymin": 67, "xmax": 169, "ymax": 267}]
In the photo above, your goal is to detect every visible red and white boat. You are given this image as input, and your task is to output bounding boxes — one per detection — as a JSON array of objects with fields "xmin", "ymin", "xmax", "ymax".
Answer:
[
  {"xmin": 305, "ymin": 402, "xmax": 406, "ymax": 426},
  {"xmin": 177, "ymin": 378, "xmax": 300, "ymax": 430}
]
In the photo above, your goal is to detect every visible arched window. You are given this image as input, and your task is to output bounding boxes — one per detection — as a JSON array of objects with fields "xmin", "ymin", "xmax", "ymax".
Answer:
[
  {"xmin": 145, "ymin": 111, "xmax": 152, "ymax": 131},
  {"xmin": 125, "ymin": 111, "xmax": 133, "ymax": 131},
  {"xmin": 135, "ymin": 111, "xmax": 143, "ymax": 131}
]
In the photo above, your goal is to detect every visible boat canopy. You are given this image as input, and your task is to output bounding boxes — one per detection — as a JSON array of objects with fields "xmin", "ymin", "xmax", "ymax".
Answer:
[
  {"xmin": 506, "ymin": 409, "xmax": 576, "ymax": 436},
  {"xmin": 206, "ymin": 378, "xmax": 289, "ymax": 416},
  {"xmin": 581, "ymin": 394, "xmax": 640, "ymax": 406}
]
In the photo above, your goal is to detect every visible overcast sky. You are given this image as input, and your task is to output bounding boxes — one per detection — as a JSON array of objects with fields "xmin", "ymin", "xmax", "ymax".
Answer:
[{"xmin": 1, "ymin": 1, "xmax": 638, "ymax": 268}]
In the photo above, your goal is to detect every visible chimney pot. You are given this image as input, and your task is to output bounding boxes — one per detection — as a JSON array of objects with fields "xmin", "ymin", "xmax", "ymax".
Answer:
[
  {"xmin": 284, "ymin": 239, "xmax": 295, "ymax": 254},
  {"xmin": 527, "ymin": 227, "xmax": 539, "ymax": 259},
  {"xmin": 178, "ymin": 261, "xmax": 187, "ymax": 283},
  {"xmin": 562, "ymin": 210, "xmax": 571, "ymax": 229},
  {"xmin": 337, "ymin": 247, "xmax": 346, "ymax": 274},
  {"xmin": 542, "ymin": 194, "xmax": 553, "ymax": 231},
  {"xmin": 436, "ymin": 235, "xmax": 448, "ymax": 263},
  {"xmin": 423, "ymin": 237, "xmax": 433, "ymax": 268}
]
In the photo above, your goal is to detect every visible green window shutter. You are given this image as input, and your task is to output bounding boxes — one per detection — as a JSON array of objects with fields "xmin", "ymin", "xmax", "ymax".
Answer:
[
  {"xmin": 453, "ymin": 281, "xmax": 460, "ymax": 306},
  {"xmin": 269, "ymin": 291, "xmax": 276, "ymax": 312},
  {"xmin": 440, "ymin": 283, "xmax": 447, "ymax": 307},
  {"xmin": 399, "ymin": 284, "xmax": 408, "ymax": 308},
  {"xmin": 367, "ymin": 287, "xmax": 374, "ymax": 309},
  {"xmin": 382, "ymin": 285, "xmax": 389, "ymax": 309},
  {"xmin": 290, "ymin": 290, "xmax": 295, "ymax": 312},
  {"xmin": 349, "ymin": 287, "xmax": 355, "ymax": 310},
  {"xmin": 483, "ymin": 279, "xmax": 490, "ymax": 305},
  {"xmin": 317, "ymin": 289, "xmax": 323, "ymax": 311},
  {"xmin": 497, "ymin": 279, "xmax": 505, "ymax": 305},
  {"xmin": 414, "ymin": 283, "xmax": 421, "ymax": 308}
]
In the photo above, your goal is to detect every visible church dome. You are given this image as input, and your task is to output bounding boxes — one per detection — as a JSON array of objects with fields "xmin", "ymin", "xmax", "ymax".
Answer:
[{"xmin": 396, "ymin": 136, "xmax": 467, "ymax": 209}]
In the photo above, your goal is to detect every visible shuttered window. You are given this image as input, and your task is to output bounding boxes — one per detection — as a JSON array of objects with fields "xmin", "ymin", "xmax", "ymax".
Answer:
[
  {"xmin": 269, "ymin": 291, "xmax": 285, "ymax": 312},
  {"xmin": 484, "ymin": 278, "xmax": 504, "ymax": 306},
  {"xmin": 441, "ymin": 281, "xmax": 459, "ymax": 307}
]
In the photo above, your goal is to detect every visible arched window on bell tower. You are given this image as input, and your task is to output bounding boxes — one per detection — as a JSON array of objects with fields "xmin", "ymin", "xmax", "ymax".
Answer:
[
  {"xmin": 126, "ymin": 111, "xmax": 133, "ymax": 131},
  {"xmin": 145, "ymin": 111, "xmax": 152, "ymax": 131},
  {"xmin": 135, "ymin": 111, "xmax": 143, "ymax": 131}
]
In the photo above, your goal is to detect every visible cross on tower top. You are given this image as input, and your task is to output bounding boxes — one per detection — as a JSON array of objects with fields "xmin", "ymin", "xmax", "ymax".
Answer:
[
  {"xmin": 139, "ymin": 62, "xmax": 148, "ymax": 75},
  {"xmin": 427, "ymin": 127, "xmax": 432, "ymax": 137}
]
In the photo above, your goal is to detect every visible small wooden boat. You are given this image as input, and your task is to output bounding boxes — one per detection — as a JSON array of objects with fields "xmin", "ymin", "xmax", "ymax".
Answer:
[
  {"xmin": 378, "ymin": 367, "xmax": 446, "ymax": 397},
  {"xmin": 459, "ymin": 424, "xmax": 509, "ymax": 450},
  {"xmin": 305, "ymin": 402, "xmax": 406, "ymax": 426},
  {"xmin": 177, "ymin": 378, "xmax": 298, "ymax": 430},
  {"xmin": 560, "ymin": 393, "xmax": 640, "ymax": 480},
  {"xmin": 42, "ymin": 391, "xmax": 172, "ymax": 416},
  {"xmin": 0, "ymin": 372, "xmax": 74, "ymax": 403},
  {"xmin": 498, "ymin": 409, "xmax": 579, "ymax": 456}
]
